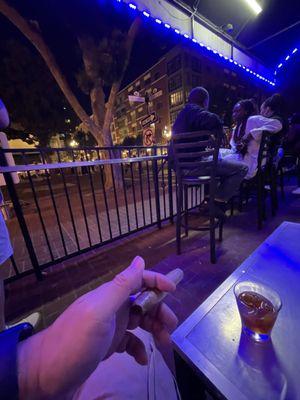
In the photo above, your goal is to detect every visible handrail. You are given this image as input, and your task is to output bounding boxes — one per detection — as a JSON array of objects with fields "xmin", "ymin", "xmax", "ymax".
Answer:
[
  {"xmin": 0, "ymin": 155, "xmax": 168, "ymax": 173},
  {"xmin": 0, "ymin": 145, "xmax": 169, "ymax": 153}
]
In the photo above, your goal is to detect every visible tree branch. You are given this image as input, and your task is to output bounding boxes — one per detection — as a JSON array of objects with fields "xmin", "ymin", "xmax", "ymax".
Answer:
[
  {"xmin": 0, "ymin": 0, "xmax": 100, "ymax": 137},
  {"xmin": 102, "ymin": 17, "xmax": 142, "ymax": 139}
]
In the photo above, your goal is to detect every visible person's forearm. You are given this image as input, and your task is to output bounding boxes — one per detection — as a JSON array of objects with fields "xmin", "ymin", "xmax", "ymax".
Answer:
[
  {"xmin": 17, "ymin": 301, "xmax": 110, "ymax": 400},
  {"xmin": 18, "ymin": 331, "xmax": 46, "ymax": 399}
]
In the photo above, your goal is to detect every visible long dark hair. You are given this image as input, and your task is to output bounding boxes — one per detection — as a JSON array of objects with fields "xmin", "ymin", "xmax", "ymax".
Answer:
[
  {"xmin": 233, "ymin": 99, "xmax": 256, "ymax": 141},
  {"xmin": 263, "ymin": 93, "xmax": 285, "ymax": 117}
]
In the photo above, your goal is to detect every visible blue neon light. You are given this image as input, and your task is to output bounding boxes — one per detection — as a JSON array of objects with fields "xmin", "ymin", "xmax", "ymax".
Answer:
[
  {"xmin": 274, "ymin": 45, "xmax": 299, "ymax": 77},
  {"xmin": 117, "ymin": 0, "xmax": 275, "ymax": 86}
]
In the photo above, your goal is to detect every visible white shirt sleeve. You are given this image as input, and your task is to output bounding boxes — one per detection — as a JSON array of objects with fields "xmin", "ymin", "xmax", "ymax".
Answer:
[{"xmin": 244, "ymin": 115, "xmax": 282, "ymax": 141}]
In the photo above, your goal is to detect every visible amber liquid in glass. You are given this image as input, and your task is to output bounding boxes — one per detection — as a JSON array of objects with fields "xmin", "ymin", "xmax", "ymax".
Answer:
[{"xmin": 237, "ymin": 291, "xmax": 277, "ymax": 335}]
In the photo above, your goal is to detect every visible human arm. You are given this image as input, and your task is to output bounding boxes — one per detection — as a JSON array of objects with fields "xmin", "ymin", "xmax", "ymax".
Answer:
[
  {"xmin": 17, "ymin": 256, "xmax": 178, "ymax": 400},
  {"xmin": 243, "ymin": 115, "xmax": 282, "ymax": 141},
  {"xmin": 0, "ymin": 99, "xmax": 9, "ymax": 129}
]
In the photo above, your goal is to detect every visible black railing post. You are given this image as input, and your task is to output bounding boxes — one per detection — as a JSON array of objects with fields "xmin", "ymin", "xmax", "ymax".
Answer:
[
  {"xmin": 167, "ymin": 161, "xmax": 174, "ymax": 224},
  {"xmin": 152, "ymin": 149, "xmax": 161, "ymax": 229},
  {"xmin": 0, "ymin": 151, "xmax": 43, "ymax": 281}
]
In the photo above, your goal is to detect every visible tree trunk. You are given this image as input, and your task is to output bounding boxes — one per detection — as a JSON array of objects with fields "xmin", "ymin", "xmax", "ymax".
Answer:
[
  {"xmin": 0, "ymin": 0, "xmax": 100, "ymax": 138},
  {"xmin": 102, "ymin": 17, "xmax": 142, "ymax": 142},
  {"xmin": 0, "ymin": 0, "xmax": 142, "ymax": 190},
  {"xmin": 101, "ymin": 17, "xmax": 142, "ymax": 189}
]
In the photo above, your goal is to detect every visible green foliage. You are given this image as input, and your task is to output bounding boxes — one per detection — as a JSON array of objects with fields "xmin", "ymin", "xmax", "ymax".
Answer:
[
  {"xmin": 73, "ymin": 130, "xmax": 97, "ymax": 147},
  {"xmin": 76, "ymin": 29, "xmax": 127, "ymax": 94}
]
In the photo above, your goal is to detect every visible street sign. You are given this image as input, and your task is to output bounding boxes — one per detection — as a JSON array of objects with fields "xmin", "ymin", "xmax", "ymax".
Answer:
[
  {"xmin": 128, "ymin": 95, "xmax": 145, "ymax": 103},
  {"xmin": 143, "ymin": 127, "xmax": 155, "ymax": 147},
  {"xmin": 141, "ymin": 112, "xmax": 158, "ymax": 128},
  {"xmin": 150, "ymin": 90, "xmax": 163, "ymax": 100}
]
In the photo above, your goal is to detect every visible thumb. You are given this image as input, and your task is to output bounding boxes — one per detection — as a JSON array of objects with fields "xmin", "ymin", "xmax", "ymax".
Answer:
[{"xmin": 96, "ymin": 256, "xmax": 145, "ymax": 318}]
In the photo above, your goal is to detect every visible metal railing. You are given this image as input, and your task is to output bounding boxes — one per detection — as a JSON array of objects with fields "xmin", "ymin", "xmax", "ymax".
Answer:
[{"xmin": 0, "ymin": 146, "xmax": 204, "ymax": 283}]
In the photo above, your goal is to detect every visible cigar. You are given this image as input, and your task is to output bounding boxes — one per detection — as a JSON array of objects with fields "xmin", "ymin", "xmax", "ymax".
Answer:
[{"xmin": 131, "ymin": 268, "xmax": 184, "ymax": 314}]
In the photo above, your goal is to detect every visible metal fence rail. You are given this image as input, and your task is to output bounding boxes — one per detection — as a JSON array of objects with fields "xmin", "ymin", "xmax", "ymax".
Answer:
[{"xmin": 0, "ymin": 146, "xmax": 204, "ymax": 283}]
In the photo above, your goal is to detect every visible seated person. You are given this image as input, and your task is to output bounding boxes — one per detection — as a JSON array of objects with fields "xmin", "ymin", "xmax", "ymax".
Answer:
[
  {"xmin": 223, "ymin": 94, "xmax": 285, "ymax": 179},
  {"xmin": 230, "ymin": 99, "xmax": 257, "ymax": 153},
  {"xmin": 219, "ymin": 99, "xmax": 257, "ymax": 159},
  {"xmin": 169, "ymin": 87, "xmax": 248, "ymax": 211},
  {"xmin": 0, "ymin": 256, "xmax": 180, "ymax": 399}
]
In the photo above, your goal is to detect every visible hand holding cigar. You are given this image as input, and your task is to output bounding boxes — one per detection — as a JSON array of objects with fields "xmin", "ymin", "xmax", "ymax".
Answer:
[{"xmin": 131, "ymin": 268, "xmax": 184, "ymax": 314}]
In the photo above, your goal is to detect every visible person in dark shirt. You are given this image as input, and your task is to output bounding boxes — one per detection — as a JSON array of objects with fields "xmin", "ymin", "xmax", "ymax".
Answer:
[{"xmin": 170, "ymin": 87, "xmax": 248, "ymax": 210}]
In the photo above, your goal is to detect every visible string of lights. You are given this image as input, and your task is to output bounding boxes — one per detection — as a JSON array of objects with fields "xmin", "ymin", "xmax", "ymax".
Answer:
[
  {"xmin": 115, "ymin": 0, "xmax": 276, "ymax": 86},
  {"xmin": 274, "ymin": 47, "xmax": 298, "ymax": 78}
]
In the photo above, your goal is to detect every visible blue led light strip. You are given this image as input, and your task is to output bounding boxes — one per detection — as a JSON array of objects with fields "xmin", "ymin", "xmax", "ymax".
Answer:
[
  {"xmin": 115, "ymin": 0, "xmax": 275, "ymax": 86},
  {"xmin": 274, "ymin": 47, "xmax": 298, "ymax": 77}
]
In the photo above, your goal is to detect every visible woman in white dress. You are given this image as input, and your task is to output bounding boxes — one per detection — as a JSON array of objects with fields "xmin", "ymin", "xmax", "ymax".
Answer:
[{"xmin": 223, "ymin": 94, "xmax": 284, "ymax": 179}]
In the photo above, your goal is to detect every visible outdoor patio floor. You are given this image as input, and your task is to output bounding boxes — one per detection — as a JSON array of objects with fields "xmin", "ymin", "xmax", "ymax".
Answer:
[{"xmin": 5, "ymin": 181, "xmax": 300, "ymax": 331}]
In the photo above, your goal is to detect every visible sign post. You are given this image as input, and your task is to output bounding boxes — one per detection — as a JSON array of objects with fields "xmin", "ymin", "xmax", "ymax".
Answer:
[
  {"xmin": 143, "ymin": 127, "xmax": 155, "ymax": 147},
  {"xmin": 141, "ymin": 112, "xmax": 158, "ymax": 129}
]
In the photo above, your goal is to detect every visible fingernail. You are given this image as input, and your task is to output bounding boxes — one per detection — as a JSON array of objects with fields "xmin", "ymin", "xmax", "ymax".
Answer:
[{"xmin": 131, "ymin": 256, "xmax": 145, "ymax": 269}]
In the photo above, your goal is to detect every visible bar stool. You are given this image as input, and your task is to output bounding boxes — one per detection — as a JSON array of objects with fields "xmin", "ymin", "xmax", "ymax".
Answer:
[{"xmin": 172, "ymin": 130, "xmax": 223, "ymax": 263}]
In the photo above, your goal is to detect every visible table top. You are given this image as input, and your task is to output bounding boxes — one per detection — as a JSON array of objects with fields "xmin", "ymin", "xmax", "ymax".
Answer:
[{"xmin": 172, "ymin": 221, "xmax": 300, "ymax": 400}]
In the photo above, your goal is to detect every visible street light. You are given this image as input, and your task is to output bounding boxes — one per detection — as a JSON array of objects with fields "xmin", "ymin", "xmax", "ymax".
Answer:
[
  {"xmin": 70, "ymin": 139, "xmax": 78, "ymax": 147},
  {"xmin": 163, "ymin": 126, "xmax": 172, "ymax": 142},
  {"xmin": 242, "ymin": 0, "xmax": 262, "ymax": 15}
]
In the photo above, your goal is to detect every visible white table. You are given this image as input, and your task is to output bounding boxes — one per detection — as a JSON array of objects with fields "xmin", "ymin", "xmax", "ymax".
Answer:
[{"xmin": 172, "ymin": 221, "xmax": 300, "ymax": 400}]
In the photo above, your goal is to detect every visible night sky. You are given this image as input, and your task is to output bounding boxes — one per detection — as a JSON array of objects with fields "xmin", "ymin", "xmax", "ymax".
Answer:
[{"xmin": 0, "ymin": 0, "xmax": 299, "ymax": 105}]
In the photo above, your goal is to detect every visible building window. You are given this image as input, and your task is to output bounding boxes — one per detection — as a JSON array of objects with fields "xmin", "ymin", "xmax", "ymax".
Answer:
[
  {"xmin": 154, "ymin": 72, "xmax": 160, "ymax": 81},
  {"xmin": 118, "ymin": 119, "xmax": 126, "ymax": 129},
  {"xmin": 167, "ymin": 55, "xmax": 182, "ymax": 75},
  {"xmin": 170, "ymin": 109, "xmax": 181, "ymax": 125},
  {"xmin": 191, "ymin": 57, "xmax": 201, "ymax": 73},
  {"xmin": 168, "ymin": 73, "xmax": 182, "ymax": 92},
  {"xmin": 128, "ymin": 85, "xmax": 134, "ymax": 93},
  {"xmin": 169, "ymin": 90, "xmax": 183, "ymax": 107},
  {"xmin": 130, "ymin": 111, "xmax": 136, "ymax": 118},
  {"xmin": 144, "ymin": 73, "xmax": 151, "ymax": 85},
  {"xmin": 156, "ymin": 102, "xmax": 163, "ymax": 110}
]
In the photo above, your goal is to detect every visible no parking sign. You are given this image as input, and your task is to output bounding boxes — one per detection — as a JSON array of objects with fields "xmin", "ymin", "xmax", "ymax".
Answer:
[{"xmin": 143, "ymin": 127, "xmax": 155, "ymax": 146}]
